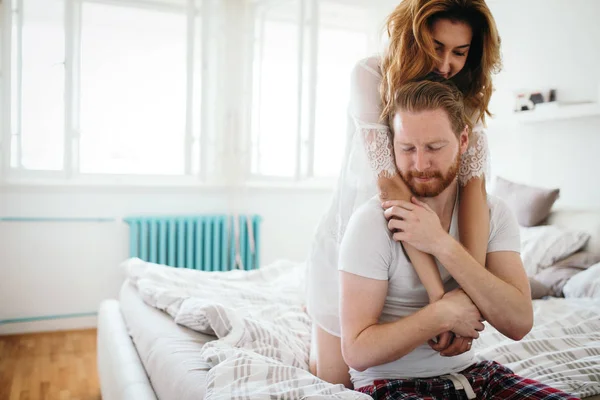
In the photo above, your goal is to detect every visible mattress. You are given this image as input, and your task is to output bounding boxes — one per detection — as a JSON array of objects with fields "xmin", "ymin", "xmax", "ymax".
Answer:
[{"xmin": 119, "ymin": 280, "xmax": 214, "ymax": 400}]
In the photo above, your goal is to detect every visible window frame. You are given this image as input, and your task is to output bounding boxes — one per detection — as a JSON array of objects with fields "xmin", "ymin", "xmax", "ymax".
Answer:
[
  {"xmin": 1, "ymin": 0, "xmax": 209, "ymax": 187},
  {"xmin": 246, "ymin": 0, "xmax": 374, "ymax": 185},
  {"xmin": 0, "ymin": 0, "xmax": 376, "ymax": 189}
]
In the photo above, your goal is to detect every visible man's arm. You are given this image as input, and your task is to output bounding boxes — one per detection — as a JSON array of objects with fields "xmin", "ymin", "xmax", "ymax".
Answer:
[
  {"xmin": 340, "ymin": 271, "xmax": 484, "ymax": 372},
  {"xmin": 435, "ymin": 241, "xmax": 533, "ymax": 340},
  {"xmin": 385, "ymin": 198, "xmax": 533, "ymax": 341}
]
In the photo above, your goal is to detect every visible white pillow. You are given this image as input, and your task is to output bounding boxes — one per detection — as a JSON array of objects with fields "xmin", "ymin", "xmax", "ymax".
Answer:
[
  {"xmin": 520, "ymin": 225, "xmax": 590, "ymax": 276},
  {"xmin": 563, "ymin": 262, "xmax": 600, "ymax": 298}
]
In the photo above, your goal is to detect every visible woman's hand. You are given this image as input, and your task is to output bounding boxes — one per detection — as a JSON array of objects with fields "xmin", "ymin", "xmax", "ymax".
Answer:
[
  {"xmin": 428, "ymin": 331, "xmax": 453, "ymax": 352},
  {"xmin": 429, "ymin": 332, "xmax": 475, "ymax": 357},
  {"xmin": 383, "ymin": 197, "xmax": 447, "ymax": 255},
  {"xmin": 437, "ymin": 289, "xmax": 485, "ymax": 340}
]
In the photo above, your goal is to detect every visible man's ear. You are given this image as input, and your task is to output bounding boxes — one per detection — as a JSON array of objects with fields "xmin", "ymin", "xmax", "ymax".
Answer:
[{"xmin": 459, "ymin": 125, "xmax": 469, "ymax": 154}]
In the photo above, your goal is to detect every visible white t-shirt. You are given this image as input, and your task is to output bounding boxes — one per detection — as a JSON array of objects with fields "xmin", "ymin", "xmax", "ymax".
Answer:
[{"xmin": 338, "ymin": 194, "xmax": 521, "ymax": 389}]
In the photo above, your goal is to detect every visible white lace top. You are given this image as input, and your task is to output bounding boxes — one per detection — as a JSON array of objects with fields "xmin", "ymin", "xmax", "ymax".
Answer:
[{"xmin": 305, "ymin": 56, "xmax": 490, "ymax": 336}]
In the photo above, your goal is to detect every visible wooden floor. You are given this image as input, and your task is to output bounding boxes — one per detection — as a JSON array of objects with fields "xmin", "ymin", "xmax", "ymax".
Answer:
[{"xmin": 0, "ymin": 329, "xmax": 100, "ymax": 400}]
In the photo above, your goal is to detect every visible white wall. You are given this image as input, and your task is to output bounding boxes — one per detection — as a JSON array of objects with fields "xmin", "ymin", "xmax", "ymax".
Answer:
[
  {"xmin": 485, "ymin": 0, "xmax": 600, "ymax": 209},
  {"xmin": 2, "ymin": 0, "xmax": 600, "ymax": 334},
  {"xmin": 0, "ymin": 185, "xmax": 333, "ymax": 334}
]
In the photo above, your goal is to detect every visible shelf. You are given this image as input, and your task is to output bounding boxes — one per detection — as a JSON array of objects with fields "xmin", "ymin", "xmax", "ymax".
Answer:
[{"xmin": 513, "ymin": 102, "xmax": 600, "ymax": 123}]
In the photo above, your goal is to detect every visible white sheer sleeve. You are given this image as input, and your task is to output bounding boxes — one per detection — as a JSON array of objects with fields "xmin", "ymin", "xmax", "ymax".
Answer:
[
  {"xmin": 349, "ymin": 57, "xmax": 397, "ymax": 179},
  {"xmin": 458, "ymin": 118, "xmax": 491, "ymax": 186},
  {"xmin": 304, "ymin": 57, "xmax": 388, "ymax": 336}
]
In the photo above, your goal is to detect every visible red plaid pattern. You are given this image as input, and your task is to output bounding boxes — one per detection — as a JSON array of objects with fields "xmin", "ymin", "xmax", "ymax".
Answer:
[{"xmin": 355, "ymin": 360, "xmax": 580, "ymax": 399}]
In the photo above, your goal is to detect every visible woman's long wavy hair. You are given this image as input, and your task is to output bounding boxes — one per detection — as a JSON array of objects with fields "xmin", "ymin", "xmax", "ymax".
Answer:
[{"xmin": 380, "ymin": 0, "xmax": 502, "ymax": 127}]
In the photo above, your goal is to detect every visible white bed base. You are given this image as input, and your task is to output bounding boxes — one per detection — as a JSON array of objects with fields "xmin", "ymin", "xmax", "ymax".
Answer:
[{"xmin": 97, "ymin": 299, "xmax": 157, "ymax": 400}]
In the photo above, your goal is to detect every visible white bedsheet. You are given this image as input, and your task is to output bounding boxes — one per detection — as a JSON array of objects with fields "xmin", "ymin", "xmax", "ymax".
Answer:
[
  {"xmin": 474, "ymin": 297, "xmax": 600, "ymax": 398},
  {"xmin": 124, "ymin": 257, "xmax": 600, "ymax": 399},
  {"xmin": 125, "ymin": 257, "xmax": 369, "ymax": 400},
  {"xmin": 119, "ymin": 280, "xmax": 214, "ymax": 400}
]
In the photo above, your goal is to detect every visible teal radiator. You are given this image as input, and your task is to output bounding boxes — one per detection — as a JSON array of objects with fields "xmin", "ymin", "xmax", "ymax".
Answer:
[{"xmin": 124, "ymin": 215, "xmax": 262, "ymax": 271}]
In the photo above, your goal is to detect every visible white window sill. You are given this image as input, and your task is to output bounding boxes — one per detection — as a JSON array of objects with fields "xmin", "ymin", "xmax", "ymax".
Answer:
[
  {"xmin": 244, "ymin": 178, "xmax": 336, "ymax": 191},
  {"xmin": 0, "ymin": 174, "xmax": 337, "ymax": 193}
]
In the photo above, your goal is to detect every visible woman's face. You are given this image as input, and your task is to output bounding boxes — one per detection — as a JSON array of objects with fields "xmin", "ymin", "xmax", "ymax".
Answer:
[{"xmin": 430, "ymin": 18, "xmax": 473, "ymax": 79}]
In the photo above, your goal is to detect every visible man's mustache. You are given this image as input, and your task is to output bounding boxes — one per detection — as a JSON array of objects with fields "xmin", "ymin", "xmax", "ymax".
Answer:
[{"xmin": 407, "ymin": 171, "xmax": 443, "ymax": 179}]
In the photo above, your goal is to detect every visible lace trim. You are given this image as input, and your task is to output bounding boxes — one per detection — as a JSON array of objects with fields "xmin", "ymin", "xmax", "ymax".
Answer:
[
  {"xmin": 362, "ymin": 126, "xmax": 397, "ymax": 179},
  {"xmin": 459, "ymin": 130, "xmax": 489, "ymax": 186}
]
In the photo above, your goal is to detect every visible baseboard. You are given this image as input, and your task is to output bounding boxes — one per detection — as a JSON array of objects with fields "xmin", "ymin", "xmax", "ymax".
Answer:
[{"xmin": 0, "ymin": 315, "xmax": 98, "ymax": 336}]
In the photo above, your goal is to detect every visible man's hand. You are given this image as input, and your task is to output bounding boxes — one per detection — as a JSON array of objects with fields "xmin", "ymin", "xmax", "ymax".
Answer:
[
  {"xmin": 436, "ymin": 289, "xmax": 485, "ymax": 340},
  {"xmin": 383, "ymin": 197, "xmax": 447, "ymax": 255}
]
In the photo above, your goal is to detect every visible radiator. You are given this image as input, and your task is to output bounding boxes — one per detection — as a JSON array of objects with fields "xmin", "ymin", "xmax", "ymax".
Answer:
[{"xmin": 124, "ymin": 215, "xmax": 261, "ymax": 271}]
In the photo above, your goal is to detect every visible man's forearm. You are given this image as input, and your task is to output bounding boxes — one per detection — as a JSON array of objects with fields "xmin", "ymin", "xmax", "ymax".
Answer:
[
  {"xmin": 435, "ymin": 236, "xmax": 531, "ymax": 340},
  {"xmin": 343, "ymin": 303, "xmax": 448, "ymax": 372}
]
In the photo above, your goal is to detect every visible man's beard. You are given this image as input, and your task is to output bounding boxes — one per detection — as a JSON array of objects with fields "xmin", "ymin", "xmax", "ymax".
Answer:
[{"xmin": 400, "ymin": 153, "xmax": 461, "ymax": 198}]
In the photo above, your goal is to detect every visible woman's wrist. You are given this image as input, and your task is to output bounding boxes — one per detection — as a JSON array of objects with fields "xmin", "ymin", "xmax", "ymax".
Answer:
[
  {"xmin": 428, "ymin": 290, "xmax": 445, "ymax": 304},
  {"xmin": 430, "ymin": 300, "xmax": 454, "ymax": 333}
]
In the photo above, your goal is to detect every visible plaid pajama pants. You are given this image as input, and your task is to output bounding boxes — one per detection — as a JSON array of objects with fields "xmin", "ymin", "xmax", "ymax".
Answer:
[{"xmin": 355, "ymin": 361, "xmax": 580, "ymax": 400}]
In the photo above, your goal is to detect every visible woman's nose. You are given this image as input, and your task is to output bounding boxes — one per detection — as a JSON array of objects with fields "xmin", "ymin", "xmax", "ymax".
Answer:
[{"xmin": 437, "ymin": 52, "xmax": 451, "ymax": 76}]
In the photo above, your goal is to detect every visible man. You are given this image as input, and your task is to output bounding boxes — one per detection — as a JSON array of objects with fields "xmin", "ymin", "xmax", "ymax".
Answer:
[{"xmin": 338, "ymin": 80, "xmax": 578, "ymax": 399}]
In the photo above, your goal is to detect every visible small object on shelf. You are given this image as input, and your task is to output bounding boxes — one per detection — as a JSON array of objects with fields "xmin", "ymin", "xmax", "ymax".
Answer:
[
  {"xmin": 529, "ymin": 92, "xmax": 545, "ymax": 105},
  {"xmin": 514, "ymin": 88, "xmax": 558, "ymax": 113},
  {"xmin": 512, "ymin": 84, "xmax": 600, "ymax": 122},
  {"xmin": 513, "ymin": 101, "xmax": 600, "ymax": 123},
  {"xmin": 515, "ymin": 93, "xmax": 535, "ymax": 112}
]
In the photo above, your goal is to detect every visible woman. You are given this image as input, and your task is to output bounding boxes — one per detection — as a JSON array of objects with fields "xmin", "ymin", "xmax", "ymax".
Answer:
[{"xmin": 305, "ymin": 0, "xmax": 501, "ymax": 388}]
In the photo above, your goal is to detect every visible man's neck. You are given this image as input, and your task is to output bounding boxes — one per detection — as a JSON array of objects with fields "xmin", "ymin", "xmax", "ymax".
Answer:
[{"xmin": 417, "ymin": 181, "xmax": 458, "ymax": 231}]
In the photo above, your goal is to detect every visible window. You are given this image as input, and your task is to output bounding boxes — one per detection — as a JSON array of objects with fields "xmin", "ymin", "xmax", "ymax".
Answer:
[
  {"xmin": 250, "ymin": 0, "xmax": 372, "ymax": 180},
  {"xmin": 4, "ymin": 0, "xmax": 201, "ymax": 180},
  {"xmin": 1, "ymin": 0, "xmax": 380, "ymax": 186},
  {"xmin": 15, "ymin": 0, "xmax": 65, "ymax": 171},
  {"xmin": 250, "ymin": 1, "xmax": 300, "ymax": 178},
  {"xmin": 313, "ymin": 2, "xmax": 369, "ymax": 178},
  {"xmin": 79, "ymin": 2, "xmax": 188, "ymax": 175}
]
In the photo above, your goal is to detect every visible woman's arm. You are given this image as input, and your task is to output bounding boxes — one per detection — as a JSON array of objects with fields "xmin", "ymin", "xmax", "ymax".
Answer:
[
  {"xmin": 458, "ymin": 125, "xmax": 491, "ymax": 268},
  {"xmin": 351, "ymin": 59, "xmax": 445, "ymax": 303},
  {"xmin": 459, "ymin": 176, "xmax": 489, "ymax": 267}
]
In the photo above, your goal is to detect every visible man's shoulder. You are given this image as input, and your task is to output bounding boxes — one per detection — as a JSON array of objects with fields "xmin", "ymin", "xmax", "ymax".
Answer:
[
  {"xmin": 346, "ymin": 196, "xmax": 390, "ymax": 237},
  {"xmin": 339, "ymin": 198, "xmax": 394, "ymax": 278},
  {"xmin": 487, "ymin": 194, "xmax": 514, "ymax": 221},
  {"xmin": 486, "ymin": 194, "xmax": 520, "ymax": 247},
  {"xmin": 350, "ymin": 195, "xmax": 386, "ymax": 220}
]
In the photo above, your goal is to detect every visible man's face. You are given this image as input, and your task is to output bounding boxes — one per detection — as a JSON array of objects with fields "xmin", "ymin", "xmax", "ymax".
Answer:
[{"xmin": 392, "ymin": 109, "xmax": 468, "ymax": 197}]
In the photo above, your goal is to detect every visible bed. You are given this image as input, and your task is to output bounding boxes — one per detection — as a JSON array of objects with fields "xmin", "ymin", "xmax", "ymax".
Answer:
[{"xmin": 97, "ymin": 208, "xmax": 600, "ymax": 400}]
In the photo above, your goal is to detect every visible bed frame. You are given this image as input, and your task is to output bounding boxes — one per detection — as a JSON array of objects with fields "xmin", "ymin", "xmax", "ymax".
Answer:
[{"xmin": 97, "ymin": 300, "xmax": 157, "ymax": 399}]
